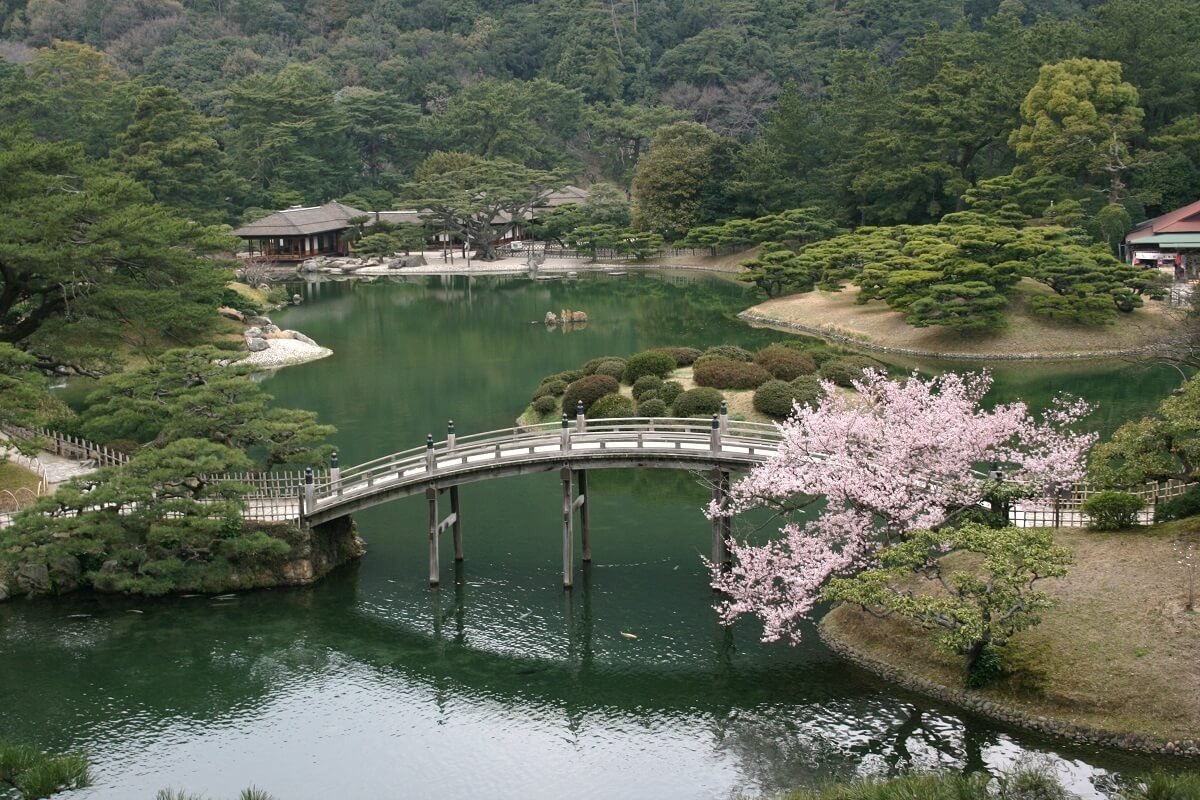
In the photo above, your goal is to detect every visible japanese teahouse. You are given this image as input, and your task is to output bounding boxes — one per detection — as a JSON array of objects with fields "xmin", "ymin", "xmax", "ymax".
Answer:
[
  {"xmin": 233, "ymin": 202, "xmax": 365, "ymax": 261},
  {"xmin": 1124, "ymin": 198, "xmax": 1200, "ymax": 278}
]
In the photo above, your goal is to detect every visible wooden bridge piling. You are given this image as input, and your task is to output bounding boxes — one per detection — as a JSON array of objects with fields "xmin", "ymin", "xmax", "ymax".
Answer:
[
  {"xmin": 427, "ymin": 485, "xmax": 440, "ymax": 587},
  {"xmin": 451, "ymin": 485, "xmax": 463, "ymax": 561},
  {"xmin": 711, "ymin": 469, "xmax": 732, "ymax": 572},
  {"xmin": 561, "ymin": 466, "xmax": 574, "ymax": 589},
  {"xmin": 577, "ymin": 470, "xmax": 590, "ymax": 562}
]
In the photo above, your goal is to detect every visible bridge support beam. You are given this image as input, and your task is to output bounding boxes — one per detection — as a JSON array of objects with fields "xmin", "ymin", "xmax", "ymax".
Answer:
[
  {"xmin": 561, "ymin": 467, "xmax": 574, "ymax": 589},
  {"xmin": 427, "ymin": 486, "xmax": 440, "ymax": 587},
  {"xmin": 577, "ymin": 470, "xmax": 590, "ymax": 562},
  {"xmin": 451, "ymin": 485, "xmax": 463, "ymax": 561},
  {"xmin": 711, "ymin": 469, "xmax": 732, "ymax": 572}
]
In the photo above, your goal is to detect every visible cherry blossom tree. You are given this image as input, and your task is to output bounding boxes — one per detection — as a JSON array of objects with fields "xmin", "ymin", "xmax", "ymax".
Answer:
[{"xmin": 708, "ymin": 370, "xmax": 1094, "ymax": 643}]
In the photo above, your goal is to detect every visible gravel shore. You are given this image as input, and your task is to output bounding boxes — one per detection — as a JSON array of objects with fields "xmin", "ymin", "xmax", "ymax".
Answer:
[{"xmin": 240, "ymin": 338, "xmax": 332, "ymax": 369}]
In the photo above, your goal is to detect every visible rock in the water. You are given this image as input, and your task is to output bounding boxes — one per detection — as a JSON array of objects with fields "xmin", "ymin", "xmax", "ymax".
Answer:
[
  {"xmin": 289, "ymin": 331, "xmax": 317, "ymax": 346},
  {"xmin": 50, "ymin": 556, "xmax": 82, "ymax": 592},
  {"xmin": 544, "ymin": 311, "xmax": 558, "ymax": 324},
  {"xmin": 245, "ymin": 315, "xmax": 273, "ymax": 327},
  {"xmin": 292, "ymin": 294, "xmax": 303, "ymax": 304},
  {"xmin": 572, "ymin": 310, "xmax": 588, "ymax": 322},
  {"xmin": 261, "ymin": 324, "xmax": 281, "ymax": 334},
  {"xmin": 244, "ymin": 326, "xmax": 262, "ymax": 337},
  {"xmin": 15, "ymin": 563, "xmax": 50, "ymax": 594},
  {"xmin": 263, "ymin": 330, "xmax": 293, "ymax": 340},
  {"xmin": 245, "ymin": 336, "xmax": 270, "ymax": 352},
  {"xmin": 0, "ymin": 582, "xmax": 9, "ymax": 602},
  {"xmin": 281, "ymin": 559, "xmax": 315, "ymax": 584},
  {"xmin": 218, "ymin": 306, "xmax": 245, "ymax": 322}
]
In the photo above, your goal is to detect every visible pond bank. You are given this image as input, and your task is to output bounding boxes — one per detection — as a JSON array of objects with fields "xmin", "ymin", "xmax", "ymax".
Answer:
[{"xmin": 820, "ymin": 525, "xmax": 1200, "ymax": 757}]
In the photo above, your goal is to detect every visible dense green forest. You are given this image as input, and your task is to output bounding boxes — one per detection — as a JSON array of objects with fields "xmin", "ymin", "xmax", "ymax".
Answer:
[{"xmin": 1, "ymin": 0, "xmax": 1198, "ymax": 233}]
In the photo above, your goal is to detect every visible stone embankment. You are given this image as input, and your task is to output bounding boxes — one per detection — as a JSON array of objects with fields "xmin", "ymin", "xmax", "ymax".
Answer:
[
  {"xmin": 218, "ymin": 307, "xmax": 331, "ymax": 368},
  {"xmin": 299, "ymin": 254, "xmax": 428, "ymax": 274},
  {"xmin": 819, "ymin": 619, "xmax": 1200, "ymax": 758}
]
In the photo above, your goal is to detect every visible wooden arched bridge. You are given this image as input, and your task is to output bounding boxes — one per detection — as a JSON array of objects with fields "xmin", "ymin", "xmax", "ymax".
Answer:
[{"xmin": 292, "ymin": 412, "xmax": 780, "ymax": 588}]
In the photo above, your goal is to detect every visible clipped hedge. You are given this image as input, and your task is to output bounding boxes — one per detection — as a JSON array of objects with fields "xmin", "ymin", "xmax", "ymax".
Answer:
[
  {"xmin": 588, "ymin": 393, "xmax": 636, "ymax": 419},
  {"xmin": 1082, "ymin": 491, "xmax": 1144, "ymax": 531},
  {"xmin": 673, "ymin": 387, "xmax": 724, "ymax": 417},
  {"xmin": 633, "ymin": 375, "xmax": 664, "ymax": 400},
  {"xmin": 622, "ymin": 350, "xmax": 677, "ymax": 384},
  {"xmin": 546, "ymin": 369, "xmax": 585, "ymax": 384},
  {"xmin": 583, "ymin": 356, "xmax": 626, "ymax": 375},
  {"xmin": 753, "ymin": 376, "xmax": 826, "ymax": 419},
  {"xmin": 593, "ymin": 359, "xmax": 627, "ymax": 380},
  {"xmin": 562, "ymin": 375, "xmax": 620, "ymax": 417},
  {"xmin": 820, "ymin": 355, "xmax": 880, "ymax": 387},
  {"xmin": 532, "ymin": 395, "xmax": 559, "ymax": 416},
  {"xmin": 703, "ymin": 345, "xmax": 753, "ymax": 362},
  {"xmin": 533, "ymin": 379, "xmax": 567, "ymax": 400},
  {"xmin": 754, "ymin": 344, "xmax": 817, "ymax": 380},
  {"xmin": 659, "ymin": 380, "xmax": 684, "ymax": 407},
  {"xmin": 693, "ymin": 358, "xmax": 771, "ymax": 390},
  {"xmin": 654, "ymin": 346, "xmax": 702, "ymax": 366},
  {"xmin": 638, "ymin": 398, "xmax": 668, "ymax": 417},
  {"xmin": 1154, "ymin": 485, "xmax": 1200, "ymax": 522}
]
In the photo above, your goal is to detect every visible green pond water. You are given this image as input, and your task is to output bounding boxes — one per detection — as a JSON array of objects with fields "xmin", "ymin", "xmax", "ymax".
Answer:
[{"xmin": 0, "ymin": 272, "xmax": 1186, "ymax": 799}]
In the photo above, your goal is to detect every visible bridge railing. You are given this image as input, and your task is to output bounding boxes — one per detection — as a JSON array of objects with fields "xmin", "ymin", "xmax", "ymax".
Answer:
[{"xmin": 309, "ymin": 417, "xmax": 785, "ymax": 509}]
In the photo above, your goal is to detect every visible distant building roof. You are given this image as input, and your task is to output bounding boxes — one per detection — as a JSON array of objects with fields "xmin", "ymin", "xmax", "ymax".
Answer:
[
  {"xmin": 371, "ymin": 210, "xmax": 424, "ymax": 226},
  {"xmin": 233, "ymin": 202, "xmax": 366, "ymax": 238},
  {"xmin": 538, "ymin": 185, "xmax": 589, "ymax": 208},
  {"xmin": 1126, "ymin": 199, "xmax": 1200, "ymax": 244}
]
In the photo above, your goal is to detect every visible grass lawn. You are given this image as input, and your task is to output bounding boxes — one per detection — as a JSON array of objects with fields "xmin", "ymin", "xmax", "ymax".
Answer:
[
  {"xmin": 0, "ymin": 461, "xmax": 43, "ymax": 512},
  {"xmin": 824, "ymin": 522, "xmax": 1200, "ymax": 742},
  {"xmin": 747, "ymin": 280, "xmax": 1182, "ymax": 357}
]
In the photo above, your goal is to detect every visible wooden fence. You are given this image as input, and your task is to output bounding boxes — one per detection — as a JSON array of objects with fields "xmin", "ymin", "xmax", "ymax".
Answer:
[
  {"xmin": 1, "ymin": 422, "xmax": 129, "ymax": 468},
  {"xmin": 1009, "ymin": 479, "xmax": 1196, "ymax": 528}
]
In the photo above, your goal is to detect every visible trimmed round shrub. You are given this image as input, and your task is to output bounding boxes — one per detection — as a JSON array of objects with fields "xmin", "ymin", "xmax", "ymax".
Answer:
[
  {"xmin": 593, "ymin": 359, "xmax": 627, "ymax": 381},
  {"xmin": 654, "ymin": 346, "xmax": 702, "ymax": 366},
  {"xmin": 673, "ymin": 387, "xmax": 724, "ymax": 418},
  {"xmin": 693, "ymin": 358, "xmax": 771, "ymax": 390},
  {"xmin": 562, "ymin": 375, "xmax": 620, "ymax": 417},
  {"xmin": 622, "ymin": 350, "xmax": 677, "ymax": 384},
  {"xmin": 1081, "ymin": 491, "xmax": 1144, "ymax": 530},
  {"xmin": 659, "ymin": 380, "xmax": 684, "ymax": 407},
  {"xmin": 583, "ymin": 356, "xmax": 626, "ymax": 375},
  {"xmin": 754, "ymin": 344, "xmax": 817, "ymax": 380},
  {"xmin": 753, "ymin": 380, "xmax": 800, "ymax": 419},
  {"xmin": 533, "ymin": 379, "xmax": 567, "ymax": 400},
  {"xmin": 531, "ymin": 395, "xmax": 558, "ymax": 416},
  {"xmin": 790, "ymin": 375, "xmax": 825, "ymax": 405},
  {"xmin": 550, "ymin": 369, "xmax": 585, "ymax": 384},
  {"xmin": 637, "ymin": 389, "xmax": 659, "ymax": 402},
  {"xmin": 820, "ymin": 355, "xmax": 880, "ymax": 387},
  {"xmin": 632, "ymin": 375, "xmax": 664, "ymax": 399},
  {"xmin": 588, "ymin": 393, "xmax": 636, "ymax": 419},
  {"xmin": 638, "ymin": 398, "xmax": 668, "ymax": 417},
  {"xmin": 703, "ymin": 345, "xmax": 753, "ymax": 362}
]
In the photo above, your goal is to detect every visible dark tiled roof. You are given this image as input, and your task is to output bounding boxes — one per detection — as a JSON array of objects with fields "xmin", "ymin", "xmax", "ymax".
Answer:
[{"xmin": 233, "ymin": 202, "xmax": 366, "ymax": 238}]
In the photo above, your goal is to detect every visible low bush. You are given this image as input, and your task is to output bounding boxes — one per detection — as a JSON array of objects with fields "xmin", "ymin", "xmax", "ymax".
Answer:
[
  {"xmin": 693, "ymin": 359, "xmax": 771, "ymax": 390},
  {"xmin": 532, "ymin": 379, "xmax": 567, "ymax": 400},
  {"xmin": 632, "ymin": 375, "xmax": 664, "ymax": 399},
  {"xmin": 753, "ymin": 380, "xmax": 810, "ymax": 419},
  {"xmin": 583, "ymin": 356, "xmax": 626, "ymax": 375},
  {"xmin": 212, "ymin": 339, "xmax": 247, "ymax": 353},
  {"xmin": 790, "ymin": 375, "xmax": 825, "ymax": 406},
  {"xmin": 552, "ymin": 369, "xmax": 585, "ymax": 384},
  {"xmin": 593, "ymin": 359, "xmax": 627, "ymax": 380},
  {"xmin": 1081, "ymin": 491, "xmax": 1144, "ymax": 530},
  {"xmin": 654, "ymin": 346, "xmax": 702, "ymax": 366},
  {"xmin": 703, "ymin": 345, "xmax": 753, "ymax": 362},
  {"xmin": 820, "ymin": 355, "xmax": 880, "ymax": 387},
  {"xmin": 1154, "ymin": 485, "xmax": 1200, "ymax": 522},
  {"xmin": 623, "ymin": 350, "xmax": 677, "ymax": 384},
  {"xmin": 659, "ymin": 381, "xmax": 684, "ymax": 407},
  {"xmin": 562, "ymin": 375, "xmax": 620, "ymax": 417},
  {"xmin": 673, "ymin": 387, "xmax": 724, "ymax": 417},
  {"xmin": 531, "ymin": 395, "xmax": 559, "ymax": 416},
  {"xmin": 754, "ymin": 344, "xmax": 817, "ymax": 380},
  {"xmin": 588, "ymin": 393, "xmax": 635, "ymax": 419},
  {"xmin": 637, "ymin": 389, "xmax": 658, "ymax": 402},
  {"xmin": 638, "ymin": 398, "xmax": 667, "ymax": 417}
]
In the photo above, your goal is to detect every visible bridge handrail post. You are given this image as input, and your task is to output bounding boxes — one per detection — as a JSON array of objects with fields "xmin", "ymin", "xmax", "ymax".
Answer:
[
  {"xmin": 447, "ymin": 420, "xmax": 456, "ymax": 452},
  {"xmin": 719, "ymin": 401, "xmax": 728, "ymax": 434},
  {"xmin": 561, "ymin": 414, "xmax": 570, "ymax": 450},
  {"xmin": 710, "ymin": 415, "xmax": 721, "ymax": 454},
  {"xmin": 425, "ymin": 434, "xmax": 435, "ymax": 472},
  {"xmin": 304, "ymin": 466, "xmax": 315, "ymax": 512},
  {"xmin": 330, "ymin": 452, "xmax": 341, "ymax": 496},
  {"xmin": 575, "ymin": 401, "xmax": 585, "ymax": 433}
]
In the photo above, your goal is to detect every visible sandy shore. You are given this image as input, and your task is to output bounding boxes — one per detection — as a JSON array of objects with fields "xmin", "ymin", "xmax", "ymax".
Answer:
[{"xmin": 240, "ymin": 338, "xmax": 332, "ymax": 369}]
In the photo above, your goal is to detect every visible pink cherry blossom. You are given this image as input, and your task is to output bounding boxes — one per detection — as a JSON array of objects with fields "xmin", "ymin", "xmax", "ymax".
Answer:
[{"xmin": 708, "ymin": 369, "xmax": 1095, "ymax": 643}]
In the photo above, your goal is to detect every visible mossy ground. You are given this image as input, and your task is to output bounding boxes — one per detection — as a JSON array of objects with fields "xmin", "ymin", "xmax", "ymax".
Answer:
[
  {"xmin": 747, "ymin": 280, "xmax": 1181, "ymax": 357},
  {"xmin": 824, "ymin": 522, "xmax": 1200, "ymax": 742}
]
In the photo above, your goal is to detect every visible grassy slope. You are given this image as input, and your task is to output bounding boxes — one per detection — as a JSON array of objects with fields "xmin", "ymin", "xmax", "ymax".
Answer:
[
  {"xmin": 0, "ymin": 462, "xmax": 41, "ymax": 494},
  {"xmin": 747, "ymin": 280, "xmax": 1181, "ymax": 357},
  {"xmin": 824, "ymin": 523, "xmax": 1200, "ymax": 742}
]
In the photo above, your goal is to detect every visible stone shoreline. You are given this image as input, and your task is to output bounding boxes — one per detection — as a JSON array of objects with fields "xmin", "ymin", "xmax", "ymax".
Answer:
[
  {"xmin": 739, "ymin": 311, "xmax": 1170, "ymax": 361},
  {"xmin": 819, "ymin": 617, "xmax": 1200, "ymax": 759}
]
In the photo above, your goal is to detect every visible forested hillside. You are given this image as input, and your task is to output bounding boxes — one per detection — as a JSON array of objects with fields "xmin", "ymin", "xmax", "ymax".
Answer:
[{"xmin": 0, "ymin": 0, "xmax": 1198, "ymax": 235}]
